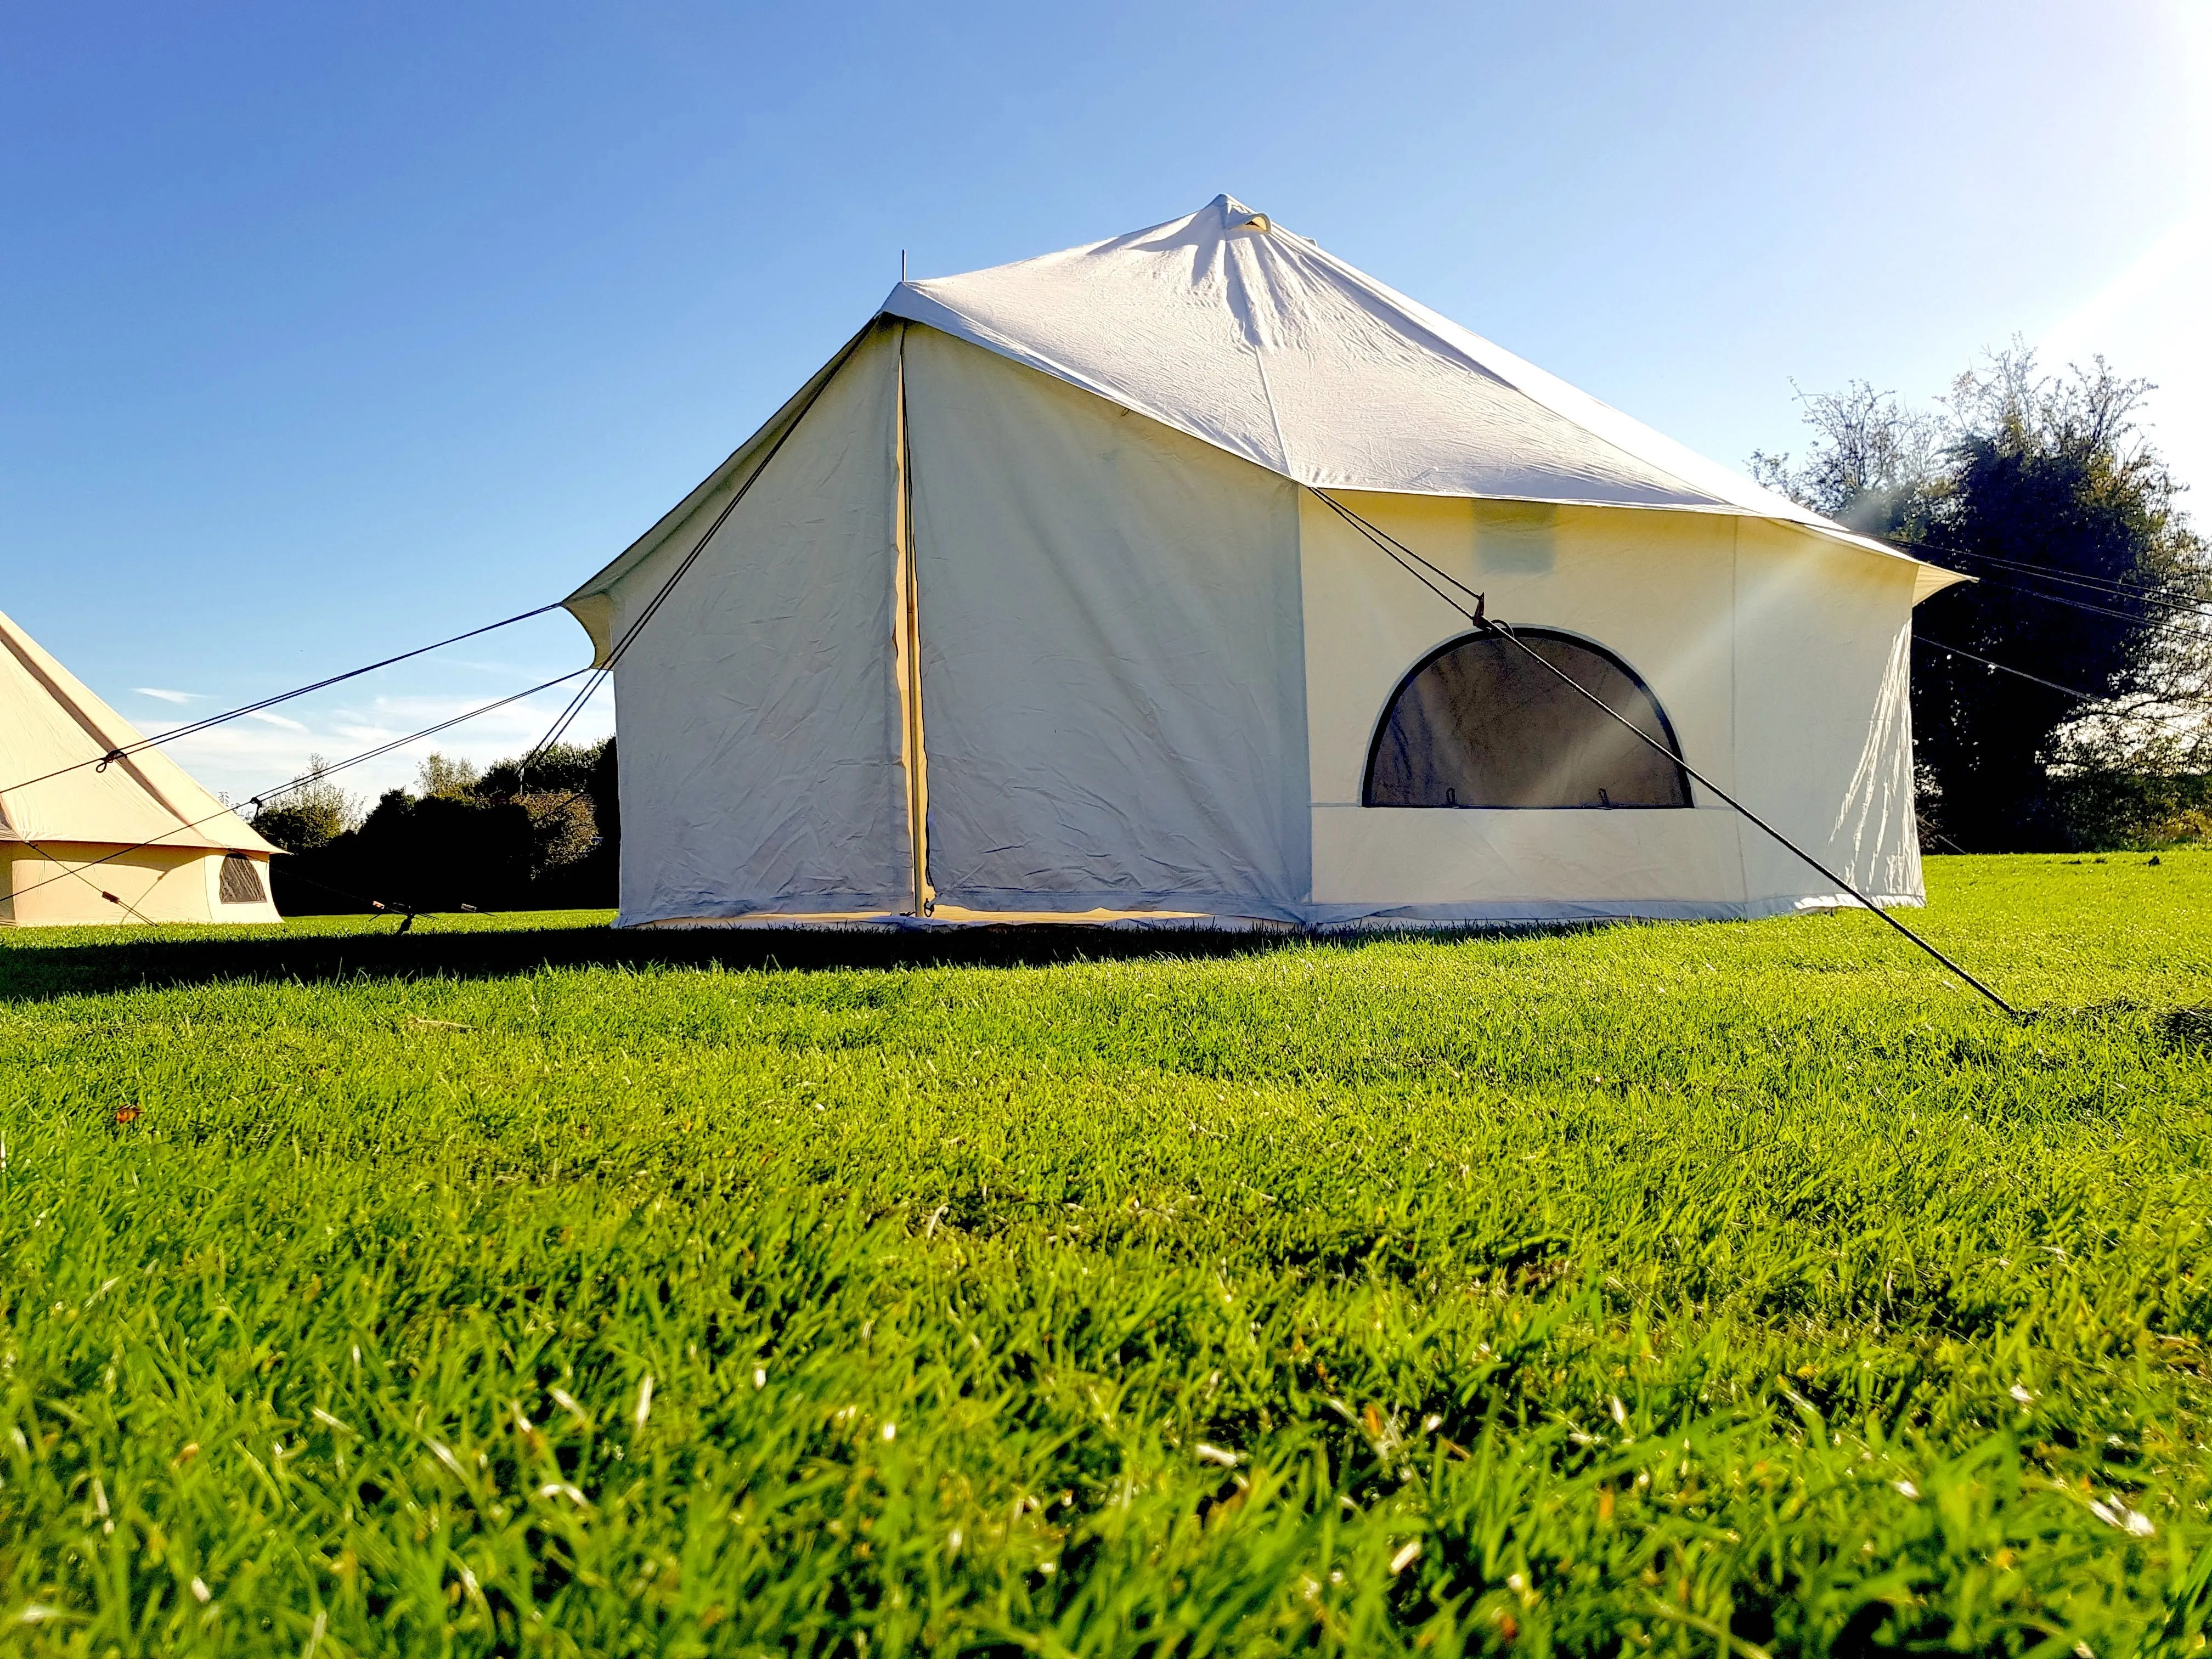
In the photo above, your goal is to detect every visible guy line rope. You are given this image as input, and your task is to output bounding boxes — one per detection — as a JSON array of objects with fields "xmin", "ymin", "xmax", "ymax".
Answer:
[
  {"xmin": 4, "ymin": 603, "xmax": 563, "ymax": 800},
  {"xmin": 0, "ymin": 338, "xmax": 867, "ymax": 924},
  {"xmin": 1307, "ymin": 489, "xmax": 2023, "ymax": 1019},
  {"xmin": 512, "ymin": 331, "xmax": 864, "ymax": 784},
  {"xmin": 1912, "ymin": 634, "xmax": 2196, "ymax": 712},
  {"xmin": 1, "ymin": 672, "xmax": 586, "ymax": 918}
]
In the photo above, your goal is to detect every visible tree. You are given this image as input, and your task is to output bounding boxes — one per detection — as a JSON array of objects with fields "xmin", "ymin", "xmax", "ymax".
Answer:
[
  {"xmin": 477, "ymin": 741, "xmax": 599, "ymax": 799},
  {"xmin": 1749, "ymin": 380, "xmax": 1942, "ymax": 538},
  {"xmin": 249, "ymin": 755, "xmax": 363, "ymax": 852},
  {"xmin": 1754, "ymin": 351, "xmax": 2210, "ymax": 850},
  {"xmin": 416, "ymin": 752, "xmax": 481, "ymax": 799},
  {"xmin": 268, "ymin": 737, "xmax": 620, "ymax": 915}
]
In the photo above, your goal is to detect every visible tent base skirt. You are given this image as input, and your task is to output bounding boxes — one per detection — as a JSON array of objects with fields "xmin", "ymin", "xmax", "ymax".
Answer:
[
  {"xmin": 629, "ymin": 907, "xmax": 1283, "ymax": 933},
  {"xmin": 619, "ymin": 891, "xmax": 1926, "ymax": 934}
]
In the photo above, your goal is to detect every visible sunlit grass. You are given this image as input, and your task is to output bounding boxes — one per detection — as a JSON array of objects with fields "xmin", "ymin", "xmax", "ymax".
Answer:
[{"xmin": 1, "ymin": 853, "xmax": 2208, "ymax": 1655}]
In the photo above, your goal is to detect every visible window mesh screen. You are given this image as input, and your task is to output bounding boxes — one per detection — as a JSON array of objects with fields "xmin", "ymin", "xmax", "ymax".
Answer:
[
  {"xmin": 1364, "ymin": 631, "xmax": 1691, "ymax": 809},
  {"xmin": 218, "ymin": 854, "xmax": 267, "ymax": 904}
]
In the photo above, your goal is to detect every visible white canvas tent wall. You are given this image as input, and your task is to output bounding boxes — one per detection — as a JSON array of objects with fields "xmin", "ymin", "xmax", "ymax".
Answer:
[
  {"xmin": 0, "ymin": 608, "xmax": 280, "ymax": 927},
  {"xmin": 566, "ymin": 195, "xmax": 1963, "ymax": 930}
]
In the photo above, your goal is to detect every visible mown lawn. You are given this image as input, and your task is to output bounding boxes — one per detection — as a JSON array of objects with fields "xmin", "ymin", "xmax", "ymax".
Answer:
[{"xmin": 1, "ymin": 854, "xmax": 2209, "ymax": 1656}]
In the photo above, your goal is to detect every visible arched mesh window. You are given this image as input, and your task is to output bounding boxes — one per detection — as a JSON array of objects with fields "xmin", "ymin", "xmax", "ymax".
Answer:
[
  {"xmin": 218, "ymin": 854, "xmax": 267, "ymax": 904},
  {"xmin": 1363, "ymin": 630, "xmax": 1691, "ymax": 809}
]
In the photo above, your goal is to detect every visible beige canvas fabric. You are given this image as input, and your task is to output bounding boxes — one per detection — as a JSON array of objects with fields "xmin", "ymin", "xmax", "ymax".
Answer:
[
  {"xmin": 566, "ymin": 197, "xmax": 1962, "ymax": 930},
  {"xmin": 1300, "ymin": 495, "xmax": 1926, "ymax": 921},
  {"xmin": 901, "ymin": 324, "xmax": 1310, "ymax": 918},
  {"xmin": 0, "ymin": 607, "xmax": 278, "ymax": 927},
  {"xmin": 594, "ymin": 326, "xmax": 913, "ymax": 921}
]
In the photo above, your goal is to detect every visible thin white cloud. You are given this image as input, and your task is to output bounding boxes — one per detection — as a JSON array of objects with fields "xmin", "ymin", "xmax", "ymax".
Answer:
[
  {"xmin": 243, "ymin": 709, "xmax": 308, "ymax": 730},
  {"xmin": 134, "ymin": 687, "xmax": 200, "ymax": 704}
]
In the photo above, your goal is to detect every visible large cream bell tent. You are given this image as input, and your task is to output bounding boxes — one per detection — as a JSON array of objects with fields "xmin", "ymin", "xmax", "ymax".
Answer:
[
  {"xmin": 0, "ymin": 607, "xmax": 280, "ymax": 927},
  {"xmin": 564, "ymin": 194, "xmax": 1964, "ymax": 930}
]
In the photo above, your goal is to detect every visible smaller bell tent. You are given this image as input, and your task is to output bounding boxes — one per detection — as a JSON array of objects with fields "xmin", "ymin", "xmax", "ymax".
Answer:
[
  {"xmin": 564, "ymin": 194, "xmax": 1965, "ymax": 930},
  {"xmin": 0, "ymin": 607, "xmax": 280, "ymax": 927}
]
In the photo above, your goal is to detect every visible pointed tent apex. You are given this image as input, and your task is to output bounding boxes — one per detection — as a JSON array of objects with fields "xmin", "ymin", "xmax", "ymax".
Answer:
[
  {"xmin": 1211, "ymin": 194, "xmax": 1269, "ymax": 232},
  {"xmin": 0, "ymin": 605, "xmax": 277, "ymax": 857}
]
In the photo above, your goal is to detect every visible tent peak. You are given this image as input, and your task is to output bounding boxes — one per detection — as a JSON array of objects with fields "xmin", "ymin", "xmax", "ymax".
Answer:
[
  {"xmin": 0, "ymin": 605, "xmax": 276, "ymax": 857},
  {"xmin": 1206, "ymin": 192, "xmax": 1271, "ymax": 232},
  {"xmin": 878, "ymin": 195, "xmax": 1956, "ymax": 590}
]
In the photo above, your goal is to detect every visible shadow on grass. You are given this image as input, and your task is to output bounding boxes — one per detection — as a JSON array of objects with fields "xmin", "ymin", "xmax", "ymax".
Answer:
[{"xmin": 0, "ymin": 916, "xmax": 1338, "ymax": 1002}]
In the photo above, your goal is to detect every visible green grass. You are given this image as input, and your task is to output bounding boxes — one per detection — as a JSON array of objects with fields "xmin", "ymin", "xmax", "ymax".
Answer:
[{"xmin": 2, "ymin": 854, "xmax": 2209, "ymax": 1657}]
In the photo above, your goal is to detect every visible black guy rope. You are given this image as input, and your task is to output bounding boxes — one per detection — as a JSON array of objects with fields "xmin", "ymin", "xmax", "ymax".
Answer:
[
  {"xmin": 1911, "ymin": 633, "xmax": 2192, "ymax": 710},
  {"xmin": 1, "ymin": 670, "xmax": 589, "ymax": 915},
  {"xmin": 516, "ymin": 330, "xmax": 869, "ymax": 786},
  {"xmin": 3, "ymin": 330, "xmax": 866, "ymax": 820},
  {"xmin": 0, "ymin": 602, "xmax": 563, "ymax": 802},
  {"xmin": 1872, "ymin": 533, "xmax": 2208, "ymax": 627},
  {"xmin": 1883, "ymin": 538, "xmax": 2212, "ymax": 618},
  {"xmin": 1311, "ymin": 488, "xmax": 2022, "ymax": 1020},
  {"xmin": 1956, "ymin": 576, "xmax": 2176, "ymax": 628},
  {"xmin": 6, "ymin": 833, "xmax": 160, "ymax": 926},
  {"xmin": 1942, "ymin": 551, "xmax": 2212, "ymax": 619},
  {"xmin": 10, "ymin": 329, "xmax": 868, "ymax": 918}
]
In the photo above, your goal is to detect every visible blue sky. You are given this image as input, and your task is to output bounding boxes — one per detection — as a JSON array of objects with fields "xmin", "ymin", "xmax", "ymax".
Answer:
[{"xmin": 4, "ymin": 1, "xmax": 2205, "ymax": 804}]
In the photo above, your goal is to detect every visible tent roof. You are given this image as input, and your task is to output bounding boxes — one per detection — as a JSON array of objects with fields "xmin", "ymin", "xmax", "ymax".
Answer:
[
  {"xmin": 568, "ymin": 194, "xmax": 1963, "ymax": 650},
  {"xmin": 0, "ymin": 607, "xmax": 276, "ymax": 856},
  {"xmin": 883, "ymin": 194, "xmax": 1961, "ymax": 601}
]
